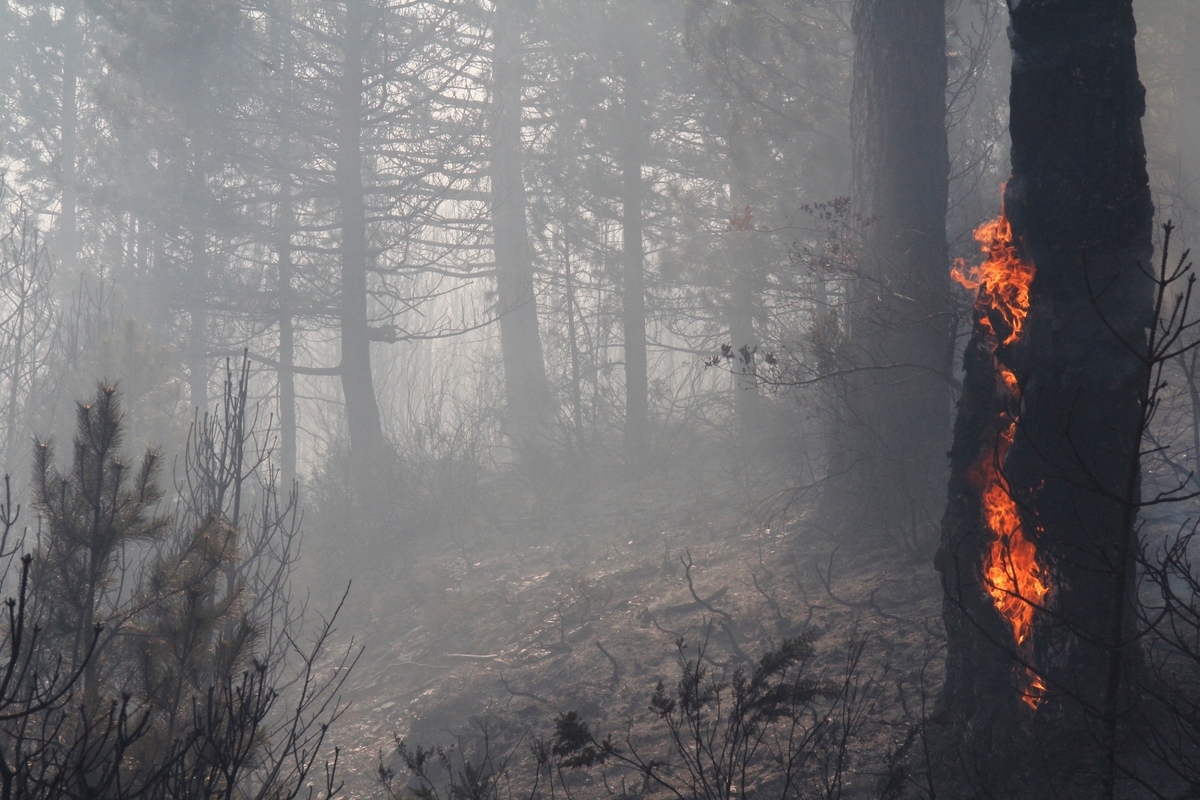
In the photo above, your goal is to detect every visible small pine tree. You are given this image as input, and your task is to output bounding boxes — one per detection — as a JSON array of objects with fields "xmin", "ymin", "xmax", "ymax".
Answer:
[
  {"xmin": 32, "ymin": 382, "xmax": 168, "ymax": 701},
  {"xmin": 6, "ymin": 381, "xmax": 351, "ymax": 800}
]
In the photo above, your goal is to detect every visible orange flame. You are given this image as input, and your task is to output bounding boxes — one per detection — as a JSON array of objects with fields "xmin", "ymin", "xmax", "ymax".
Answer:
[
  {"xmin": 952, "ymin": 201, "xmax": 1050, "ymax": 710},
  {"xmin": 951, "ymin": 212, "xmax": 1035, "ymax": 346}
]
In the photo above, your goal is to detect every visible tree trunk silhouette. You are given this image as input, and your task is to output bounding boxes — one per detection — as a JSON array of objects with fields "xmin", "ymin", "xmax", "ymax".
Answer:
[
  {"xmin": 336, "ymin": 0, "xmax": 385, "ymax": 483},
  {"xmin": 187, "ymin": 225, "xmax": 209, "ymax": 411},
  {"xmin": 620, "ymin": 16, "xmax": 648, "ymax": 469},
  {"xmin": 834, "ymin": 0, "xmax": 951, "ymax": 550},
  {"xmin": 275, "ymin": 0, "xmax": 298, "ymax": 488},
  {"xmin": 728, "ymin": 125, "xmax": 764, "ymax": 439},
  {"xmin": 491, "ymin": 0, "xmax": 551, "ymax": 458},
  {"xmin": 935, "ymin": 2, "xmax": 1153, "ymax": 796},
  {"xmin": 58, "ymin": 0, "xmax": 80, "ymax": 272},
  {"xmin": 278, "ymin": 182, "xmax": 297, "ymax": 489}
]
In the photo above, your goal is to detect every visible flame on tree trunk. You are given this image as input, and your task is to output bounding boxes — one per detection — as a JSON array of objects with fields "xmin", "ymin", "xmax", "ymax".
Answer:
[{"xmin": 951, "ymin": 202, "xmax": 1048, "ymax": 709}]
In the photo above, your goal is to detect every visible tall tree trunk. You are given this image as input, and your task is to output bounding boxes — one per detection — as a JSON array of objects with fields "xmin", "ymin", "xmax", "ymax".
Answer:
[
  {"xmin": 278, "ymin": 185, "xmax": 297, "ymax": 488},
  {"xmin": 1170, "ymin": 3, "xmax": 1200, "ymax": 234},
  {"xmin": 187, "ymin": 226, "xmax": 209, "ymax": 411},
  {"xmin": 59, "ymin": 0, "xmax": 79, "ymax": 272},
  {"xmin": 564, "ymin": 236, "xmax": 583, "ymax": 452},
  {"xmin": 620, "ymin": 23, "xmax": 649, "ymax": 468},
  {"xmin": 490, "ymin": 0, "xmax": 551, "ymax": 457},
  {"xmin": 554, "ymin": 113, "xmax": 585, "ymax": 453},
  {"xmin": 276, "ymin": 0, "xmax": 297, "ymax": 488},
  {"xmin": 728, "ymin": 242, "xmax": 761, "ymax": 437},
  {"xmin": 935, "ymin": 2, "xmax": 1153, "ymax": 796},
  {"xmin": 727, "ymin": 128, "xmax": 764, "ymax": 439},
  {"xmin": 336, "ymin": 0, "xmax": 384, "ymax": 479},
  {"xmin": 834, "ymin": 0, "xmax": 950, "ymax": 550}
]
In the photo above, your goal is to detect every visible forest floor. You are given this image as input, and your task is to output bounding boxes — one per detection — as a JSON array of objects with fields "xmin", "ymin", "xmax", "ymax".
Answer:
[{"xmin": 311, "ymin": 455, "xmax": 946, "ymax": 799}]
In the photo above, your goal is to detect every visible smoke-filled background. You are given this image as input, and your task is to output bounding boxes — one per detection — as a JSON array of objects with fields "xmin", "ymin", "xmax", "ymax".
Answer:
[{"xmin": 0, "ymin": 0, "xmax": 1198, "ymax": 797}]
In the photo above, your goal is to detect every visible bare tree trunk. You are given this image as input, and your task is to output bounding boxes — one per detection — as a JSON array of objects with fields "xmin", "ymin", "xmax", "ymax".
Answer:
[
  {"xmin": 620, "ymin": 20, "xmax": 649, "ymax": 468},
  {"xmin": 59, "ymin": 0, "xmax": 79, "ymax": 271},
  {"xmin": 276, "ymin": 0, "xmax": 297, "ymax": 488},
  {"xmin": 565, "ymin": 239, "xmax": 583, "ymax": 452},
  {"xmin": 490, "ymin": 0, "xmax": 551, "ymax": 458},
  {"xmin": 336, "ymin": 0, "xmax": 384, "ymax": 479},
  {"xmin": 2, "ymin": 276, "xmax": 29, "ymax": 468},
  {"xmin": 727, "ymin": 132, "xmax": 764, "ymax": 439},
  {"xmin": 832, "ymin": 0, "xmax": 950, "ymax": 552},
  {"xmin": 1170, "ymin": 3, "xmax": 1200, "ymax": 234},
  {"xmin": 278, "ymin": 186, "xmax": 297, "ymax": 488},
  {"xmin": 188, "ymin": 226, "xmax": 209, "ymax": 411},
  {"xmin": 728, "ymin": 245, "xmax": 761, "ymax": 437},
  {"xmin": 554, "ymin": 113, "xmax": 585, "ymax": 454},
  {"xmin": 935, "ymin": 2, "xmax": 1153, "ymax": 796}
]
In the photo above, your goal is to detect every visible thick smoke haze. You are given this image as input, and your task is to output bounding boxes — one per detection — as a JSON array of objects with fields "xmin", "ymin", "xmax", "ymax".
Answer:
[{"xmin": 0, "ymin": 0, "xmax": 1197, "ymax": 797}]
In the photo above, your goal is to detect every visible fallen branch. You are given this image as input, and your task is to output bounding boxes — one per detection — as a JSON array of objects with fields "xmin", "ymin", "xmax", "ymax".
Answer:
[
  {"xmin": 444, "ymin": 653, "xmax": 501, "ymax": 661},
  {"xmin": 655, "ymin": 587, "xmax": 730, "ymax": 617}
]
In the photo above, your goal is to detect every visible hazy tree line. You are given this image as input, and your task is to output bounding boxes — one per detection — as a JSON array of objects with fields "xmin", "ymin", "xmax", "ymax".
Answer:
[
  {"xmin": 0, "ymin": 0, "xmax": 1023, "ymax": 529},
  {"xmin": 0, "ymin": 0, "xmax": 854, "ymax": 509}
]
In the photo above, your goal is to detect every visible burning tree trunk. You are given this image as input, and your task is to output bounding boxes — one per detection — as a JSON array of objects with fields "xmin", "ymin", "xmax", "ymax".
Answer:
[
  {"xmin": 935, "ymin": 1, "xmax": 1153, "ymax": 795},
  {"xmin": 838, "ymin": 0, "xmax": 951, "ymax": 551}
]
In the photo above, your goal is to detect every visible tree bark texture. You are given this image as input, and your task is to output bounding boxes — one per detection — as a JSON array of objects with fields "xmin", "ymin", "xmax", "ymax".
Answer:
[
  {"xmin": 621, "ymin": 21, "xmax": 649, "ymax": 468},
  {"xmin": 490, "ymin": 0, "xmax": 552, "ymax": 457},
  {"xmin": 336, "ymin": 0, "xmax": 385, "ymax": 479},
  {"xmin": 935, "ymin": 2, "xmax": 1153, "ymax": 796},
  {"xmin": 838, "ymin": 0, "xmax": 951, "ymax": 548}
]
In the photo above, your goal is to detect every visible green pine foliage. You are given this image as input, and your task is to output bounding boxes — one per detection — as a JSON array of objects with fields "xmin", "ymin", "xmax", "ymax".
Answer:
[{"xmin": 0, "ymin": 381, "xmax": 350, "ymax": 800}]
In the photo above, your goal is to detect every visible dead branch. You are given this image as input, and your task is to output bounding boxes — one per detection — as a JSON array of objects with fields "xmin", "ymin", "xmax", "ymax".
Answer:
[
  {"xmin": 594, "ymin": 641, "xmax": 621, "ymax": 689},
  {"xmin": 499, "ymin": 673, "xmax": 548, "ymax": 704}
]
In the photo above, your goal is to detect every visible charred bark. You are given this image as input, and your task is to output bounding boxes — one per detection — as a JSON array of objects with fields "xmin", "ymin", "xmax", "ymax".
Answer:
[
  {"xmin": 835, "ymin": 0, "xmax": 952, "ymax": 551},
  {"xmin": 935, "ymin": 1, "xmax": 1154, "ymax": 796},
  {"xmin": 490, "ymin": 0, "xmax": 552, "ymax": 458}
]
